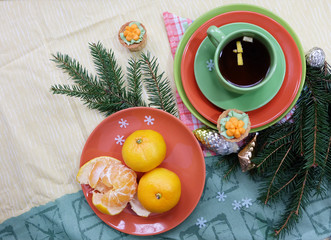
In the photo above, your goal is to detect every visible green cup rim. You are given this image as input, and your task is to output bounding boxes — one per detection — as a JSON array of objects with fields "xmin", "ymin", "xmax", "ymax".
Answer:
[{"xmin": 211, "ymin": 28, "xmax": 278, "ymax": 93}]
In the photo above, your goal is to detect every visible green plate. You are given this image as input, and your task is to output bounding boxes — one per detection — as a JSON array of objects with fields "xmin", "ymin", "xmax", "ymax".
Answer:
[
  {"xmin": 194, "ymin": 23, "xmax": 286, "ymax": 112},
  {"xmin": 173, "ymin": 4, "xmax": 306, "ymax": 132}
]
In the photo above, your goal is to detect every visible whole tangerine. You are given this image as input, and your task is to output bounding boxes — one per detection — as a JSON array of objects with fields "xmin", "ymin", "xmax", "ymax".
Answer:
[
  {"xmin": 122, "ymin": 129, "xmax": 166, "ymax": 172},
  {"xmin": 137, "ymin": 168, "xmax": 181, "ymax": 213}
]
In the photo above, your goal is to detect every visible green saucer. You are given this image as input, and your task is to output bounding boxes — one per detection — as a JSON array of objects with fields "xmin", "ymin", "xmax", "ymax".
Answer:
[{"xmin": 194, "ymin": 23, "xmax": 286, "ymax": 112}]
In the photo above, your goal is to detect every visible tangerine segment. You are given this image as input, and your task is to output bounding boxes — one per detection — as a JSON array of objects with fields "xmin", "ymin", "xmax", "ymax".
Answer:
[
  {"xmin": 89, "ymin": 160, "xmax": 108, "ymax": 188},
  {"xmin": 76, "ymin": 156, "xmax": 137, "ymax": 215},
  {"xmin": 92, "ymin": 192, "xmax": 127, "ymax": 215},
  {"xmin": 122, "ymin": 130, "xmax": 166, "ymax": 172},
  {"xmin": 137, "ymin": 168, "xmax": 181, "ymax": 213}
]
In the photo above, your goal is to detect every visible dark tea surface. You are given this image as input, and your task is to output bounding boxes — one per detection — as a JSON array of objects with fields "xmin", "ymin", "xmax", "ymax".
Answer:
[{"xmin": 218, "ymin": 37, "xmax": 270, "ymax": 87}]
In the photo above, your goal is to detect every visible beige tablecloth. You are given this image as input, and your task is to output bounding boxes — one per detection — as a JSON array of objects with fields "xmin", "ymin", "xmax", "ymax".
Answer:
[{"xmin": 0, "ymin": 0, "xmax": 330, "ymax": 224}]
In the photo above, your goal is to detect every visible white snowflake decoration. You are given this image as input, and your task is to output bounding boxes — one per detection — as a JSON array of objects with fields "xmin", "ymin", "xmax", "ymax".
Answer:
[
  {"xmin": 144, "ymin": 115, "xmax": 155, "ymax": 125},
  {"xmin": 118, "ymin": 118, "xmax": 129, "ymax": 128},
  {"xmin": 206, "ymin": 59, "xmax": 215, "ymax": 71},
  {"xmin": 232, "ymin": 200, "xmax": 242, "ymax": 210},
  {"xmin": 196, "ymin": 217, "xmax": 207, "ymax": 228},
  {"xmin": 216, "ymin": 192, "xmax": 227, "ymax": 202},
  {"xmin": 115, "ymin": 135, "xmax": 125, "ymax": 145},
  {"xmin": 241, "ymin": 198, "xmax": 253, "ymax": 208}
]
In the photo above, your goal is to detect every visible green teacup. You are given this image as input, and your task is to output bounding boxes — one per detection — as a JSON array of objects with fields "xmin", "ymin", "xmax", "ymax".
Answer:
[{"xmin": 207, "ymin": 24, "xmax": 279, "ymax": 94}]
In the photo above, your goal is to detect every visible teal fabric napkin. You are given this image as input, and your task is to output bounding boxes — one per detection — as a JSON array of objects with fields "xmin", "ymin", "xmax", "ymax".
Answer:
[{"xmin": 1, "ymin": 156, "xmax": 330, "ymax": 240}]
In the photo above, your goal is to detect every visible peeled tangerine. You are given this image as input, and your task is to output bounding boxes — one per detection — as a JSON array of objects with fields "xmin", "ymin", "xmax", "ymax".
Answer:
[{"xmin": 76, "ymin": 156, "xmax": 138, "ymax": 215}]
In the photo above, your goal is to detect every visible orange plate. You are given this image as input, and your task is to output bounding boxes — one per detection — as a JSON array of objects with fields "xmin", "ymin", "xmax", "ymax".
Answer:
[
  {"xmin": 80, "ymin": 107, "xmax": 205, "ymax": 236},
  {"xmin": 181, "ymin": 11, "xmax": 302, "ymax": 128}
]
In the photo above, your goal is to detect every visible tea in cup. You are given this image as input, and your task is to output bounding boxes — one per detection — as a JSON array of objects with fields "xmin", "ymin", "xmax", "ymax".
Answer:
[{"xmin": 207, "ymin": 24, "xmax": 278, "ymax": 94}]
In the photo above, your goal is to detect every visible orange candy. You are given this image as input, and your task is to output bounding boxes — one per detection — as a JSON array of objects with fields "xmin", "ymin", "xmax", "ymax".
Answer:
[
  {"xmin": 225, "ymin": 117, "xmax": 246, "ymax": 138},
  {"xmin": 123, "ymin": 23, "xmax": 141, "ymax": 42}
]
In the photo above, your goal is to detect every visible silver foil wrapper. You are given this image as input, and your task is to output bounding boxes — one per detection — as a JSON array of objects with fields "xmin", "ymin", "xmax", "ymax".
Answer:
[
  {"xmin": 193, "ymin": 128, "xmax": 239, "ymax": 155},
  {"xmin": 306, "ymin": 47, "xmax": 325, "ymax": 68}
]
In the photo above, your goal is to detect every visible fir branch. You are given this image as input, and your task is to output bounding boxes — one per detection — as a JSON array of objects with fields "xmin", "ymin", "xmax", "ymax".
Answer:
[
  {"xmin": 255, "ymin": 141, "xmax": 292, "ymax": 169},
  {"xmin": 51, "ymin": 84, "xmax": 105, "ymax": 104},
  {"xmin": 140, "ymin": 52, "xmax": 178, "ymax": 117},
  {"xmin": 223, "ymin": 164, "xmax": 237, "ymax": 179},
  {"xmin": 50, "ymin": 52, "xmax": 111, "ymax": 111},
  {"xmin": 213, "ymin": 63, "xmax": 330, "ymax": 237},
  {"xmin": 89, "ymin": 42, "xmax": 125, "ymax": 94},
  {"xmin": 51, "ymin": 52, "xmax": 104, "ymax": 93},
  {"xmin": 88, "ymin": 42, "xmax": 140, "ymax": 112},
  {"xmin": 318, "ymin": 137, "xmax": 331, "ymax": 186},
  {"xmin": 274, "ymin": 211, "xmax": 296, "ymax": 237},
  {"xmin": 50, "ymin": 42, "xmax": 177, "ymax": 117},
  {"xmin": 273, "ymin": 169, "xmax": 312, "ymax": 238},
  {"xmin": 248, "ymin": 63, "xmax": 331, "ymax": 236},
  {"xmin": 126, "ymin": 57, "xmax": 146, "ymax": 107},
  {"xmin": 269, "ymin": 130, "xmax": 295, "ymax": 146},
  {"xmin": 254, "ymin": 142, "xmax": 299, "ymax": 206},
  {"xmin": 301, "ymin": 79, "xmax": 330, "ymax": 169},
  {"xmin": 269, "ymin": 173, "xmax": 298, "ymax": 200},
  {"xmin": 264, "ymin": 142, "xmax": 294, "ymax": 204},
  {"xmin": 216, "ymin": 153, "xmax": 241, "ymax": 180}
]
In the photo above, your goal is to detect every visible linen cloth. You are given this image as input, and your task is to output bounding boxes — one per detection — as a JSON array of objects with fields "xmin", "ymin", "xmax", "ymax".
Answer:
[{"xmin": 0, "ymin": 1, "xmax": 330, "ymax": 239}]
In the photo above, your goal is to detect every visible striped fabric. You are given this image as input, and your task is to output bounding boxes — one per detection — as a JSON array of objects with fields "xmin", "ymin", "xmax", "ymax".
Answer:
[
  {"xmin": 163, "ymin": 12, "xmax": 193, "ymax": 58},
  {"xmin": 163, "ymin": 12, "xmax": 205, "ymax": 132}
]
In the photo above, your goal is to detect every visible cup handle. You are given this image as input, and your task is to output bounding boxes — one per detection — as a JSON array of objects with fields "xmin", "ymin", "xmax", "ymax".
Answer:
[{"xmin": 207, "ymin": 26, "xmax": 226, "ymax": 47}]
